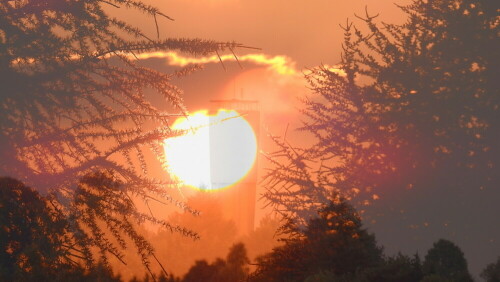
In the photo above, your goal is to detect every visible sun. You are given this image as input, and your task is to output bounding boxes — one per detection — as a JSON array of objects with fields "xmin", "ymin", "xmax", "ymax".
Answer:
[{"xmin": 163, "ymin": 109, "xmax": 257, "ymax": 191}]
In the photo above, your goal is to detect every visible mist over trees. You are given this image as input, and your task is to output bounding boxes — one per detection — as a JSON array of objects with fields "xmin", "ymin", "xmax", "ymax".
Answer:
[
  {"xmin": 116, "ymin": 195, "xmax": 281, "ymax": 279},
  {"xmin": 2, "ymin": 178, "xmax": 480, "ymax": 282}
]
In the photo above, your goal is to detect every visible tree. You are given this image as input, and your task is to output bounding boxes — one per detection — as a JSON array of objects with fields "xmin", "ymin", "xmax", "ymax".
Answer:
[
  {"xmin": 182, "ymin": 243, "xmax": 249, "ymax": 282},
  {"xmin": 422, "ymin": 239, "xmax": 472, "ymax": 282},
  {"xmin": 0, "ymin": 177, "xmax": 123, "ymax": 281},
  {"xmin": 262, "ymin": 0, "xmax": 499, "ymax": 216},
  {"xmin": 251, "ymin": 197, "xmax": 382, "ymax": 281},
  {"xmin": 218, "ymin": 243, "xmax": 250, "ymax": 282},
  {"xmin": 0, "ymin": 0, "xmax": 246, "ymax": 276},
  {"xmin": 358, "ymin": 253, "xmax": 423, "ymax": 282},
  {"xmin": 0, "ymin": 0, "xmax": 244, "ymax": 189},
  {"xmin": 183, "ymin": 259, "xmax": 221, "ymax": 282},
  {"xmin": 334, "ymin": 0, "xmax": 499, "ymax": 192},
  {"xmin": 481, "ymin": 256, "xmax": 500, "ymax": 282},
  {"xmin": 0, "ymin": 177, "xmax": 72, "ymax": 280}
]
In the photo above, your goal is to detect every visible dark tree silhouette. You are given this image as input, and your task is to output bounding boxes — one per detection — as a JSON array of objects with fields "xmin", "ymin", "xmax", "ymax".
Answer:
[
  {"xmin": 182, "ymin": 243, "xmax": 249, "ymax": 282},
  {"xmin": 358, "ymin": 253, "xmax": 423, "ymax": 282},
  {"xmin": 481, "ymin": 256, "xmax": 500, "ymax": 282},
  {"xmin": 68, "ymin": 171, "xmax": 200, "ymax": 276},
  {"xmin": 0, "ymin": 0, "xmax": 249, "ymax": 277},
  {"xmin": 0, "ymin": 0, "xmax": 245, "ymax": 190},
  {"xmin": 183, "ymin": 260, "xmax": 221, "ymax": 282},
  {"xmin": 251, "ymin": 196, "xmax": 382, "ymax": 281},
  {"xmin": 0, "ymin": 177, "xmax": 122, "ymax": 281},
  {"xmin": 218, "ymin": 243, "xmax": 250, "ymax": 282},
  {"xmin": 0, "ymin": 177, "xmax": 72, "ymax": 280},
  {"xmin": 422, "ymin": 239, "xmax": 473, "ymax": 282},
  {"xmin": 262, "ymin": 0, "xmax": 499, "ymax": 217}
]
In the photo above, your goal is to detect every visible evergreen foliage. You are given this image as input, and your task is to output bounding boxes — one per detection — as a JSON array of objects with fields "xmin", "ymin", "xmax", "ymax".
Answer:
[
  {"xmin": 422, "ymin": 239, "xmax": 473, "ymax": 281},
  {"xmin": 260, "ymin": 1, "xmax": 497, "ymax": 279},
  {"xmin": 251, "ymin": 197, "xmax": 382, "ymax": 281},
  {"xmin": 262, "ymin": 0, "xmax": 499, "ymax": 219}
]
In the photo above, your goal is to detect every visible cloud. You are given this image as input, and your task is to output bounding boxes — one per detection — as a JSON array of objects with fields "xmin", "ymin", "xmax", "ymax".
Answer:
[
  {"xmin": 134, "ymin": 51, "xmax": 346, "ymax": 80},
  {"xmin": 133, "ymin": 51, "xmax": 300, "ymax": 76}
]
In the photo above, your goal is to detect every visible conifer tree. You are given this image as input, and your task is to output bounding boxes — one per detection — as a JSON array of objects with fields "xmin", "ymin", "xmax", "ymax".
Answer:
[
  {"xmin": 263, "ymin": 0, "xmax": 498, "ymax": 220},
  {"xmin": 422, "ymin": 239, "xmax": 473, "ymax": 282},
  {"xmin": 251, "ymin": 196, "xmax": 382, "ymax": 281}
]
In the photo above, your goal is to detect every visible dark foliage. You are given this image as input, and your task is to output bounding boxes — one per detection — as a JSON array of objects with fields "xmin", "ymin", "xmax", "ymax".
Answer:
[
  {"xmin": 0, "ymin": 0, "xmax": 246, "ymax": 277},
  {"xmin": 66, "ymin": 170, "xmax": 197, "ymax": 274},
  {"xmin": 182, "ymin": 243, "xmax": 250, "ymax": 282},
  {"xmin": 263, "ymin": 0, "xmax": 499, "ymax": 217},
  {"xmin": 0, "ymin": 177, "xmax": 122, "ymax": 281},
  {"xmin": 422, "ymin": 239, "xmax": 473, "ymax": 281},
  {"xmin": 481, "ymin": 256, "xmax": 500, "ymax": 282},
  {"xmin": 0, "ymin": 0, "xmax": 244, "ymax": 190},
  {"xmin": 0, "ymin": 177, "xmax": 71, "ymax": 280},
  {"xmin": 251, "ymin": 197, "xmax": 382, "ymax": 281},
  {"xmin": 356, "ymin": 253, "xmax": 423, "ymax": 282}
]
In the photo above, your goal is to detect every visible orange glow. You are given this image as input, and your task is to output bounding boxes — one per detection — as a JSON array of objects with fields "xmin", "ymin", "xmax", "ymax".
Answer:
[{"xmin": 163, "ymin": 109, "xmax": 257, "ymax": 191}]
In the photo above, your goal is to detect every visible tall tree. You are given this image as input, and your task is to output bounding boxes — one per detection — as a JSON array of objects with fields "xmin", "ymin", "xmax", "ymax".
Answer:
[
  {"xmin": 263, "ymin": 0, "xmax": 498, "ymax": 223},
  {"xmin": 251, "ymin": 196, "xmax": 382, "ymax": 282},
  {"xmin": 0, "ymin": 0, "xmax": 246, "ymax": 276}
]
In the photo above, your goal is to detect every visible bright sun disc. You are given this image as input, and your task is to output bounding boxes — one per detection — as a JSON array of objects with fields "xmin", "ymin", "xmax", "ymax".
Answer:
[{"xmin": 163, "ymin": 109, "xmax": 257, "ymax": 191}]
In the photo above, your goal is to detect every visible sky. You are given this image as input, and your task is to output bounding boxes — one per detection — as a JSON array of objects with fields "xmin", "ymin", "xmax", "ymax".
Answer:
[{"xmin": 111, "ymin": 0, "xmax": 499, "ymax": 278}]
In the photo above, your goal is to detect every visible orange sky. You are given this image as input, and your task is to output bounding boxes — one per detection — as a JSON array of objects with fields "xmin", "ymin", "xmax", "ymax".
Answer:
[
  {"xmin": 115, "ymin": 0, "xmax": 410, "ymax": 67},
  {"xmin": 107, "ymin": 1, "xmax": 497, "ymax": 277}
]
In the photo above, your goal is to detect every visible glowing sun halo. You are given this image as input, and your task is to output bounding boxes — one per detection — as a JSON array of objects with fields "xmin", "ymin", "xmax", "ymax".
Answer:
[{"xmin": 163, "ymin": 109, "xmax": 257, "ymax": 191}]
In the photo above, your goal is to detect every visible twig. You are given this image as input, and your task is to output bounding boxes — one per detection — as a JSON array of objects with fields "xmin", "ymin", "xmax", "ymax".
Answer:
[
  {"xmin": 100, "ymin": 0, "xmax": 120, "ymax": 8},
  {"xmin": 154, "ymin": 14, "xmax": 160, "ymax": 39},
  {"xmin": 230, "ymin": 47, "xmax": 243, "ymax": 69},
  {"xmin": 152, "ymin": 253, "xmax": 169, "ymax": 278},
  {"xmin": 215, "ymin": 50, "xmax": 226, "ymax": 71}
]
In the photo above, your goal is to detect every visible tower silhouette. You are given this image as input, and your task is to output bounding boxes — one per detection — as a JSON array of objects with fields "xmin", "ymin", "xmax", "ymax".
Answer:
[{"xmin": 209, "ymin": 98, "xmax": 260, "ymax": 234}]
